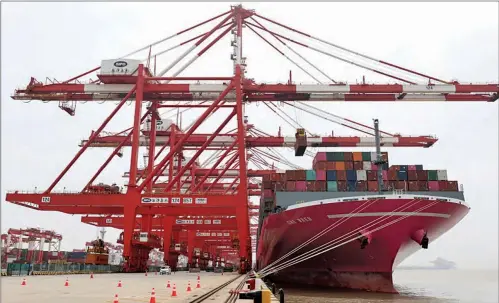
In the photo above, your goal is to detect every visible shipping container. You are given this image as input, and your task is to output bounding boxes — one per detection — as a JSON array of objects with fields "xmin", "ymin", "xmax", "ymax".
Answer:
[
  {"xmin": 336, "ymin": 162, "xmax": 345, "ymax": 170},
  {"xmin": 337, "ymin": 170, "xmax": 347, "ymax": 181},
  {"xmin": 438, "ymin": 181, "xmax": 448, "ymax": 191},
  {"xmin": 353, "ymin": 152, "xmax": 363, "ymax": 162},
  {"xmin": 437, "ymin": 170, "xmax": 448, "ymax": 181},
  {"xmin": 362, "ymin": 161, "xmax": 371, "ymax": 170},
  {"xmin": 263, "ymin": 189, "xmax": 273, "ymax": 198},
  {"xmin": 296, "ymin": 170, "xmax": 306, "ymax": 181},
  {"xmin": 370, "ymin": 163, "xmax": 378, "ymax": 170},
  {"xmin": 325, "ymin": 162, "xmax": 336, "ymax": 170},
  {"xmin": 408, "ymin": 165, "xmax": 416, "ymax": 171},
  {"xmin": 397, "ymin": 170, "xmax": 408, "ymax": 181},
  {"xmin": 295, "ymin": 181, "xmax": 307, "ymax": 192},
  {"xmin": 408, "ymin": 170, "xmax": 418, "ymax": 181},
  {"xmin": 347, "ymin": 181, "xmax": 357, "ymax": 191},
  {"xmin": 416, "ymin": 170, "xmax": 428, "ymax": 181},
  {"xmin": 316, "ymin": 181, "xmax": 327, "ymax": 192},
  {"xmin": 428, "ymin": 181, "xmax": 439, "ymax": 191},
  {"xmin": 337, "ymin": 181, "xmax": 348, "ymax": 192},
  {"xmin": 361, "ymin": 152, "xmax": 371, "ymax": 161},
  {"xmin": 382, "ymin": 163, "xmax": 389, "ymax": 170},
  {"xmin": 408, "ymin": 181, "xmax": 419, "ymax": 191},
  {"xmin": 367, "ymin": 181, "xmax": 378, "ymax": 192},
  {"xmin": 370, "ymin": 152, "xmax": 378, "ymax": 161},
  {"xmin": 367, "ymin": 170, "xmax": 377, "ymax": 181},
  {"xmin": 326, "ymin": 152, "xmax": 344, "ymax": 161},
  {"xmin": 285, "ymin": 170, "xmax": 296, "ymax": 181},
  {"xmin": 415, "ymin": 164, "xmax": 424, "ymax": 170},
  {"xmin": 428, "ymin": 170, "xmax": 438, "ymax": 181},
  {"xmin": 388, "ymin": 171, "xmax": 398, "ymax": 181},
  {"xmin": 353, "ymin": 161, "xmax": 363, "ymax": 170},
  {"xmin": 275, "ymin": 182, "xmax": 285, "ymax": 191},
  {"xmin": 346, "ymin": 170, "xmax": 357, "ymax": 181},
  {"xmin": 327, "ymin": 181, "xmax": 338, "ymax": 192},
  {"xmin": 343, "ymin": 152, "xmax": 353, "ymax": 162},
  {"xmin": 263, "ymin": 181, "xmax": 273, "ymax": 189},
  {"xmin": 395, "ymin": 181, "xmax": 407, "ymax": 190},
  {"xmin": 316, "ymin": 170, "xmax": 326, "ymax": 181},
  {"xmin": 389, "ymin": 165, "xmax": 400, "ymax": 171},
  {"xmin": 313, "ymin": 162, "xmax": 327, "ymax": 170},
  {"xmin": 356, "ymin": 181, "xmax": 368, "ymax": 191},
  {"xmin": 418, "ymin": 181, "xmax": 429, "ymax": 191},
  {"xmin": 447, "ymin": 181, "xmax": 459, "ymax": 191},
  {"xmin": 326, "ymin": 170, "xmax": 337, "ymax": 181},
  {"xmin": 306, "ymin": 181, "xmax": 316, "ymax": 192},
  {"xmin": 313, "ymin": 152, "xmax": 327, "ymax": 165},
  {"xmin": 356, "ymin": 170, "xmax": 367, "ymax": 181},
  {"xmin": 263, "ymin": 174, "xmax": 271, "ymax": 182},
  {"xmin": 344, "ymin": 161, "xmax": 354, "ymax": 170},
  {"xmin": 306, "ymin": 170, "xmax": 316, "ymax": 181},
  {"xmin": 286, "ymin": 181, "xmax": 296, "ymax": 191},
  {"xmin": 382, "ymin": 170, "xmax": 388, "ymax": 181}
]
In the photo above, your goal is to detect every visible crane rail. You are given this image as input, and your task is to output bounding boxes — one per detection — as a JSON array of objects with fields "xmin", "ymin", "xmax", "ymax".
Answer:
[{"xmin": 187, "ymin": 273, "xmax": 246, "ymax": 303}]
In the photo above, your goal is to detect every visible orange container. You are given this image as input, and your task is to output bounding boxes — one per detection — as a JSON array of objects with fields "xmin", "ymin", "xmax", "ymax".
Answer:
[
  {"xmin": 353, "ymin": 152, "xmax": 363, "ymax": 162},
  {"xmin": 336, "ymin": 162, "xmax": 346, "ymax": 170}
]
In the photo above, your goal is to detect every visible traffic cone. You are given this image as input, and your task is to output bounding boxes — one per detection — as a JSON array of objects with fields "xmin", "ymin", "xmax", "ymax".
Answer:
[
  {"xmin": 21, "ymin": 278, "xmax": 26, "ymax": 286},
  {"xmin": 171, "ymin": 284, "xmax": 177, "ymax": 297},
  {"xmin": 149, "ymin": 288, "xmax": 156, "ymax": 303},
  {"xmin": 166, "ymin": 280, "xmax": 171, "ymax": 288},
  {"xmin": 90, "ymin": 272, "xmax": 94, "ymax": 279},
  {"xmin": 113, "ymin": 294, "xmax": 119, "ymax": 303},
  {"xmin": 197, "ymin": 274, "xmax": 200, "ymax": 281},
  {"xmin": 64, "ymin": 278, "xmax": 69, "ymax": 287},
  {"xmin": 196, "ymin": 280, "xmax": 201, "ymax": 288},
  {"xmin": 117, "ymin": 280, "xmax": 122, "ymax": 288},
  {"xmin": 186, "ymin": 281, "xmax": 192, "ymax": 292}
]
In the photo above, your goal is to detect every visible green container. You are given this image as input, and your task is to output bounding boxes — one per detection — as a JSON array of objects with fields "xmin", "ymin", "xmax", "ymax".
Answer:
[
  {"xmin": 428, "ymin": 170, "xmax": 438, "ymax": 181},
  {"xmin": 334, "ymin": 152, "xmax": 344, "ymax": 161},
  {"xmin": 362, "ymin": 152, "xmax": 371, "ymax": 161},
  {"xmin": 306, "ymin": 170, "xmax": 316, "ymax": 181},
  {"xmin": 327, "ymin": 181, "xmax": 338, "ymax": 192}
]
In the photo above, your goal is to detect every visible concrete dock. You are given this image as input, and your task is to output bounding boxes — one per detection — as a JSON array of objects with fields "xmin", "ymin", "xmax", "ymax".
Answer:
[{"xmin": 1, "ymin": 271, "xmax": 241, "ymax": 303}]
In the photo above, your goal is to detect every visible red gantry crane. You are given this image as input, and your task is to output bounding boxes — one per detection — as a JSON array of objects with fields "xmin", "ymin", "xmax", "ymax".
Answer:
[{"xmin": 5, "ymin": 5, "xmax": 497, "ymax": 274}]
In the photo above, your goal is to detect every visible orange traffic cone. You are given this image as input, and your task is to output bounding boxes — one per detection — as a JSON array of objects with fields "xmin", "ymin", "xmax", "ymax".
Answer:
[
  {"xmin": 117, "ymin": 280, "xmax": 122, "ymax": 288},
  {"xmin": 196, "ymin": 280, "xmax": 201, "ymax": 288},
  {"xmin": 64, "ymin": 278, "xmax": 69, "ymax": 287},
  {"xmin": 21, "ymin": 278, "xmax": 26, "ymax": 286},
  {"xmin": 171, "ymin": 284, "xmax": 177, "ymax": 297},
  {"xmin": 149, "ymin": 288, "xmax": 156, "ymax": 303},
  {"xmin": 90, "ymin": 272, "xmax": 94, "ymax": 279},
  {"xmin": 197, "ymin": 274, "xmax": 200, "ymax": 281},
  {"xmin": 166, "ymin": 280, "xmax": 171, "ymax": 288},
  {"xmin": 113, "ymin": 294, "xmax": 119, "ymax": 303},
  {"xmin": 186, "ymin": 281, "xmax": 192, "ymax": 292}
]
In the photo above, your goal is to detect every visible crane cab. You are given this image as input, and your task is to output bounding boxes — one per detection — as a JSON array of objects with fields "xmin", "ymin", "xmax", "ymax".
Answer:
[{"xmin": 294, "ymin": 128, "xmax": 307, "ymax": 156}]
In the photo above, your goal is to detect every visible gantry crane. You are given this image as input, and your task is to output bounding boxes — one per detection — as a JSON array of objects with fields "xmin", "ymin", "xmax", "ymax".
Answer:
[{"xmin": 5, "ymin": 5, "xmax": 497, "ymax": 274}]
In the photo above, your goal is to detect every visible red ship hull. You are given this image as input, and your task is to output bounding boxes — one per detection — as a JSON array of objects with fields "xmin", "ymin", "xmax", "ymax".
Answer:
[{"xmin": 256, "ymin": 195, "xmax": 470, "ymax": 293}]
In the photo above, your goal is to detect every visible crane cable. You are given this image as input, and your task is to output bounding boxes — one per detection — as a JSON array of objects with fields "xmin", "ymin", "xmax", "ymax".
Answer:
[
  {"xmin": 258, "ymin": 197, "xmax": 423, "ymax": 275},
  {"xmin": 260, "ymin": 200, "xmax": 439, "ymax": 277}
]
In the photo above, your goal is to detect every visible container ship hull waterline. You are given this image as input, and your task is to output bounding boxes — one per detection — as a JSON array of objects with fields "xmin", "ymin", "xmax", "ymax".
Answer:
[{"xmin": 255, "ymin": 151, "xmax": 470, "ymax": 293}]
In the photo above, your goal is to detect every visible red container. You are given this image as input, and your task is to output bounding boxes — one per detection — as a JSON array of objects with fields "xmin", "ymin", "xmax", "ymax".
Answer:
[
  {"xmin": 263, "ymin": 181, "xmax": 273, "ymax": 189},
  {"xmin": 395, "ymin": 181, "xmax": 406, "ymax": 190},
  {"xmin": 313, "ymin": 152, "xmax": 327, "ymax": 168},
  {"xmin": 343, "ymin": 152, "xmax": 353, "ymax": 161},
  {"xmin": 367, "ymin": 170, "xmax": 377, "ymax": 181},
  {"xmin": 285, "ymin": 170, "xmax": 296, "ymax": 181},
  {"xmin": 367, "ymin": 181, "xmax": 378, "ymax": 191},
  {"xmin": 296, "ymin": 181, "xmax": 307, "ymax": 191},
  {"xmin": 428, "ymin": 181, "xmax": 439, "ymax": 191},
  {"xmin": 344, "ymin": 162, "xmax": 354, "ymax": 170},
  {"xmin": 353, "ymin": 161, "xmax": 363, "ymax": 170},
  {"xmin": 408, "ymin": 170, "xmax": 418, "ymax": 181},
  {"xmin": 408, "ymin": 181, "xmax": 419, "ymax": 191},
  {"xmin": 408, "ymin": 165, "xmax": 417, "ymax": 170},
  {"xmin": 388, "ymin": 171, "xmax": 398, "ymax": 181},
  {"xmin": 316, "ymin": 181, "xmax": 326, "ymax": 191},
  {"xmin": 370, "ymin": 163, "xmax": 379, "ymax": 170},
  {"xmin": 286, "ymin": 181, "xmax": 296, "ymax": 191},
  {"xmin": 336, "ymin": 170, "xmax": 347, "ymax": 181},
  {"xmin": 416, "ymin": 170, "xmax": 428, "ymax": 181},
  {"xmin": 382, "ymin": 170, "xmax": 388, "ymax": 181},
  {"xmin": 325, "ymin": 162, "xmax": 336, "ymax": 170},
  {"xmin": 438, "ymin": 181, "xmax": 448, "ymax": 191},
  {"xmin": 315, "ymin": 170, "xmax": 326, "ymax": 181},
  {"xmin": 275, "ymin": 182, "xmax": 285, "ymax": 191},
  {"xmin": 337, "ymin": 181, "xmax": 348, "ymax": 192},
  {"xmin": 263, "ymin": 189, "xmax": 273, "ymax": 198},
  {"xmin": 313, "ymin": 162, "xmax": 327, "ymax": 170},
  {"xmin": 295, "ymin": 170, "xmax": 307, "ymax": 181},
  {"xmin": 447, "ymin": 181, "xmax": 458, "ymax": 191},
  {"xmin": 356, "ymin": 181, "xmax": 368, "ymax": 191},
  {"xmin": 389, "ymin": 165, "xmax": 400, "ymax": 171},
  {"xmin": 418, "ymin": 181, "xmax": 429, "ymax": 191},
  {"xmin": 306, "ymin": 181, "xmax": 316, "ymax": 192},
  {"xmin": 263, "ymin": 175, "xmax": 271, "ymax": 182}
]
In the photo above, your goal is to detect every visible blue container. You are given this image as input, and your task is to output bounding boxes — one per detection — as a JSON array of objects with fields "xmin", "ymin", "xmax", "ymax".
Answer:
[
  {"xmin": 306, "ymin": 170, "xmax": 316, "ymax": 181},
  {"xmin": 326, "ymin": 170, "xmax": 337, "ymax": 181},
  {"xmin": 397, "ymin": 170, "xmax": 408, "ymax": 180},
  {"xmin": 415, "ymin": 164, "xmax": 423, "ymax": 170},
  {"xmin": 400, "ymin": 165, "xmax": 409, "ymax": 171},
  {"xmin": 327, "ymin": 181, "xmax": 338, "ymax": 192},
  {"xmin": 346, "ymin": 170, "xmax": 357, "ymax": 181},
  {"xmin": 347, "ymin": 180, "xmax": 357, "ymax": 191},
  {"xmin": 382, "ymin": 163, "xmax": 389, "ymax": 170}
]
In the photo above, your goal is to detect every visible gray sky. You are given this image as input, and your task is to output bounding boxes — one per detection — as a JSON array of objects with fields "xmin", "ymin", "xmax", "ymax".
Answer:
[{"xmin": 1, "ymin": 2, "xmax": 498, "ymax": 269}]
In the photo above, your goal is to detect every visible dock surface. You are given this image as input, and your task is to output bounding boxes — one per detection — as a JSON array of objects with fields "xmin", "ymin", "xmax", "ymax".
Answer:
[{"xmin": 1, "ymin": 271, "xmax": 240, "ymax": 303}]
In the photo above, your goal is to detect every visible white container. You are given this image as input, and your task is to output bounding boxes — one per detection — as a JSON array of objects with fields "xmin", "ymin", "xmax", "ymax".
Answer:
[
  {"xmin": 363, "ymin": 161, "xmax": 371, "ymax": 170},
  {"xmin": 356, "ymin": 170, "xmax": 367, "ymax": 181},
  {"xmin": 100, "ymin": 59, "xmax": 141, "ymax": 76},
  {"xmin": 370, "ymin": 152, "xmax": 378, "ymax": 161},
  {"xmin": 437, "ymin": 170, "xmax": 448, "ymax": 181}
]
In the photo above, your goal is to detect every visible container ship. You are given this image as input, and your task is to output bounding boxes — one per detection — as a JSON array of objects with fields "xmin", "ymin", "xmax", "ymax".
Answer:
[{"xmin": 256, "ymin": 151, "xmax": 470, "ymax": 293}]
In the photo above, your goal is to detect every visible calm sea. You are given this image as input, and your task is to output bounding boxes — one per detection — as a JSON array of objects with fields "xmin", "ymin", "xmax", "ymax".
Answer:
[{"xmin": 281, "ymin": 269, "xmax": 498, "ymax": 303}]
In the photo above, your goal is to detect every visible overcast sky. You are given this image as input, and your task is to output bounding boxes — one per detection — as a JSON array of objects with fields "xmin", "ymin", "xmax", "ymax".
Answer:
[{"xmin": 1, "ymin": 2, "xmax": 498, "ymax": 269}]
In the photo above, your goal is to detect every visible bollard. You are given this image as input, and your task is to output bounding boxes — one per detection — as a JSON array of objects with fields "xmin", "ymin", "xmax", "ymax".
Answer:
[
  {"xmin": 271, "ymin": 283, "xmax": 276, "ymax": 294},
  {"xmin": 278, "ymin": 288, "xmax": 285, "ymax": 303}
]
